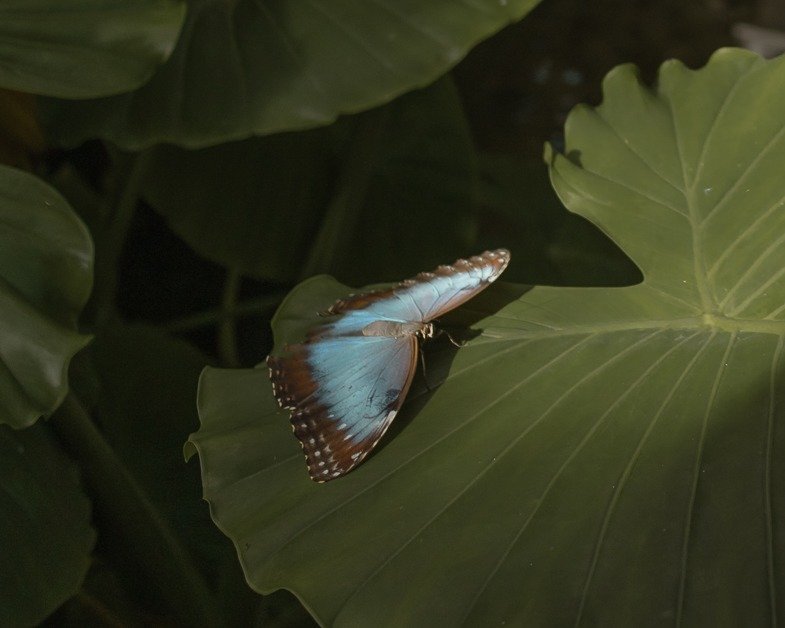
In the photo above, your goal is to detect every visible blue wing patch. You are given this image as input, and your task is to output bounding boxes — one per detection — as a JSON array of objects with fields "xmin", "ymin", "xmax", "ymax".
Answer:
[{"xmin": 268, "ymin": 335, "xmax": 417, "ymax": 481}]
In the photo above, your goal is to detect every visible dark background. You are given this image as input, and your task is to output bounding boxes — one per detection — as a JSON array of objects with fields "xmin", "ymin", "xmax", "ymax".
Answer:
[{"xmin": 112, "ymin": 0, "xmax": 763, "ymax": 367}]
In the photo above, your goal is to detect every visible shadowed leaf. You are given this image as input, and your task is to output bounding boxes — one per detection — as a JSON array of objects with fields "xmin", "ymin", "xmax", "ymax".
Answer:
[
  {"xmin": 0, "ymin": 422, "xmax": 95, "ymax": 625},
  {"xmin": 0, "ymin": 165, "xmax": 93, "ymax": 428},
  {"xmin": 141, "ymin": 78, "xmax": 477, "ymax": 285},
  {"xmin": 0, "ymin": 0, "xmax": 185, "ymax": 98},
  {"xmin": 43, "ymin": 0, "xmax": 541, "ymax": 148}
]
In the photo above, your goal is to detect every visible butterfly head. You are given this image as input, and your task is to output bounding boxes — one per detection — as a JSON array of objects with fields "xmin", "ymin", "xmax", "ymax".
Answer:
[{"xmin": 418, "ymin": 322, "xmax": 435, "ymax": 339}]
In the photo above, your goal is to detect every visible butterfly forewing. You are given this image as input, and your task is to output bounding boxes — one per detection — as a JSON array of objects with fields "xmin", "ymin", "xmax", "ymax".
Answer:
[
  {"xmin": 328, "ymin": 249, "xmax": 510, "ymax": 323},
  {"xmin": 268, "ymin": 249, "xmax": 509, "ymax": 481}
]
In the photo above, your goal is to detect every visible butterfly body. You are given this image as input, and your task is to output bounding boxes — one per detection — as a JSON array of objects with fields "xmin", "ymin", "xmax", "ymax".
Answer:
[
  {"xmin": 268, "ymin": 249, "xmax": 510, "ymax": 482},
  {"xmin": 360, "ymin": 320, "xmax": 433, "ymax": 339}
]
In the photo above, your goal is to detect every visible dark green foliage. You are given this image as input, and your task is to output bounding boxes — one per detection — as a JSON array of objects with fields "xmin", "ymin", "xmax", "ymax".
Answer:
[{"xmin": 6, "ymin": 1, "xmax": 779, "ymax": 626}]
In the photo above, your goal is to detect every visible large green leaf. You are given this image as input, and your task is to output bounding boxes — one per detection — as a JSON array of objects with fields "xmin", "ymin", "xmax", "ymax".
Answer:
[
  {"xmin": 188, "ymin": 48, "xmax": 785, "ymax": 625},
  {"xmin": 43, "ymin": 0, "xmax": 541, "ymax": 149},
  {"xmin": 0, "ymin": 0, "xmax": 185, "ymax": 98},
  {"xmin": 0, "ymin": 422, "xmax": 95, "ymax": 625},
  {"xmin": 141, "ymin": 78, "xmax": 476, "ymax": 284},
  {"xmin": 0, "ymin": 165, "xmax": 93, "ymax": 428}
]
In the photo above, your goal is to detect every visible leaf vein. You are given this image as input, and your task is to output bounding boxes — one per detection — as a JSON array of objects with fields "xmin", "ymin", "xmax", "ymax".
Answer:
[
  {"xmin": 675, "ymin": 331, "xmax": 736, "ymax": 626},
  {"xmin": 700, "ymin": 112, "xmax": 785, "ymax": 230},
  {"xmin": 765, "ymin": 334, "xmax": 784, "ymax": 624},
  {"xmin": 574, "ymin": 331, "xmax": 714, "ymax": 624},
  {"xmin": 597, "ymin": 111, "xmax": 684, "ymax": 196},
  {"xmin": 460, "ymin": 329, "xmax": 676, "ymax": 624},
  {"xmin": 707, "ymin": 193, "xmax": 785, "ymax": 280},
  {"xmin": 261, "ymin": 335, "xmax": 592, "ymax": 567}
]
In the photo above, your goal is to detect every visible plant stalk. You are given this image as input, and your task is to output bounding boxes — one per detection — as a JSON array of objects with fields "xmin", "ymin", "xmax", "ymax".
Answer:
[
  {"xmin": 89, "ymin": 151, "xmax": 152, "ymax": 328},
  {"xmin": 298, "ymin": 106, "xmax": 390, "ymax": 280},
  {"xmin": 51, "ymin": 394, "xmax": 225, "ymax": 628},
  {"xmin": 164, "ymin": 292, "xmax": 287, "ymax": 333},
  {"xmin": 218, "ymin": 269, "xmax": 242, "ymax": 367}
]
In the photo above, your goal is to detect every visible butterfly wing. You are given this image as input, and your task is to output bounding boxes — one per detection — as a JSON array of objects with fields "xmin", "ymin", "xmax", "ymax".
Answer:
[
  {"xmin": 326, "ymin": 249, "xmax": 510, "ymax": 325},
  {"xmin": 269, "ymin": 248, "xmax": 510, "ymax": 482},
  {"xmin": 268, "ymin": 334, "xmax": 417, "ymax": 482}
]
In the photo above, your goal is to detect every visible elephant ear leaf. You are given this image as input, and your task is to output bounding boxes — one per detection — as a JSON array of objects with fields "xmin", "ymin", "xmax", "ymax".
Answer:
[
  {"xmin": 189, "ymin": 48, "xmax": 785, "ymax": 626},
  {"xmin": 0, "ymin": 165, "xmax": 93, "ymax": 428},
  {"xmin": 44, "ymin": 0, "xmax": 542, "ymax": 148},
  {"xmin": 0, "ymin": 422, "xmax": 95, "ymax": 626},
  {"xmin": 0, "ymin": 0, "xmax": 185, "ymax": 98}
]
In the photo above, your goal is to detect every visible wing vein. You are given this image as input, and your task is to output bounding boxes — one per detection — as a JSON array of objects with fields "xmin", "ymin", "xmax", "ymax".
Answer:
[{"xmin": 349, "ymin": 340, "xmax": 411, "ymax": 445}]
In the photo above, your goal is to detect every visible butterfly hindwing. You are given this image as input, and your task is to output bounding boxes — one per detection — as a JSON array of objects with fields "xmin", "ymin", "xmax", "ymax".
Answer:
[{"xmin": 268, "ymin": 334, "xmax": 417, "ymax": 482}]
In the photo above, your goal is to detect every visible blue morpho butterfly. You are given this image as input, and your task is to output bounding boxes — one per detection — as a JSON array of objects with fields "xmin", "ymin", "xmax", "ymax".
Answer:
[{"xmin": 267, "ymin": 249, "xmax": 510, "ymax": 482}]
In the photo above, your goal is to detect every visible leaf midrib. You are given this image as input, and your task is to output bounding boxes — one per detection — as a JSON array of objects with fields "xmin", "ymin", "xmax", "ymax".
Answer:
[{"xmin": 484, "ymin": 314, "xmax": 785, "ymax": 338}]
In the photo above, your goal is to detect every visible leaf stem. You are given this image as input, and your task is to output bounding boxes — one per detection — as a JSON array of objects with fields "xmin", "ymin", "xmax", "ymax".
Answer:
[
  {"xmin": 50, "ymin": 393, "xmax": 225, "ymax": 628},
  {"xmin": 298, "ymin": 106, "xmax": 390, "ymax": 280},
  {"xmin": 74, "ymin": 590, "xmax": 126, "ymax": 628},
  {"xmin": 218, "ymin": 269, "xmax": 242, "ymax": 367},
  {"xmin": 89, "ymin": 151, "xmax": 152, "ymax": 328},
  {"xmin": 163, "ymin": 292, "xmax": 287, "ymax": 333}
]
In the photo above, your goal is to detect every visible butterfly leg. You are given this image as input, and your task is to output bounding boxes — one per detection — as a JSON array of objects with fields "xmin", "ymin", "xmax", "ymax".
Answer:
[
  {"xmin": 435, "ymin": 328, "xmax": 466, "ymax": 348},
  {"xmin": 418, "ymin": 348, "xmax": 434, "ymax": 392}
]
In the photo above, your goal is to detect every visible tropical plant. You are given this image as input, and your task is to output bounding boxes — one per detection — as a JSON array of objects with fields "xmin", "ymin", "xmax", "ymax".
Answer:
[{"xmin": 2, "ymin": 0, "xmax": 779, "ymax": 626}]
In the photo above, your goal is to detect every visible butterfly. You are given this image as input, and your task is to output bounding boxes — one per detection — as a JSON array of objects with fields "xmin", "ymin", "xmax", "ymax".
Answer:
[{"xmin": 267, "ymin": 249, "xmax": 510, "ymax": 482}]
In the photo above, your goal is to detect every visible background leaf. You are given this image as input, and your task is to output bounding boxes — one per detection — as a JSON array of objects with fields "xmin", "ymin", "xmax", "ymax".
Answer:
[
  {"xmin": 188, "ymin": 48, "xmax": 785, "ymax": 625},
  {"xmin": 141, "ymin": 78, "xmax": 478, "ymax": 285},
  {"xmin": 0, "ymin": 90, "xmax": 46, "ymax": 169},
  {"xmin": 0, "ymin": 0, "xmax": 185, "ymax": 98},
  {"xmin": 0, "ymin": 165, "xmax": 93, "ymax": 428},
  {"xmin": 43, "ymin": 0, "xmax": 541, "ymax": 149},
  {"xmin": 0, "ymin": 422, "xmax": 95, "ymax": 626},
  {"xmin": 80, "ymin": 323, "xmax": 316, "ymax": 625},
  {"xmin": 89, "ymin": 324, "xmax": 221, "ymax": 567}
]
